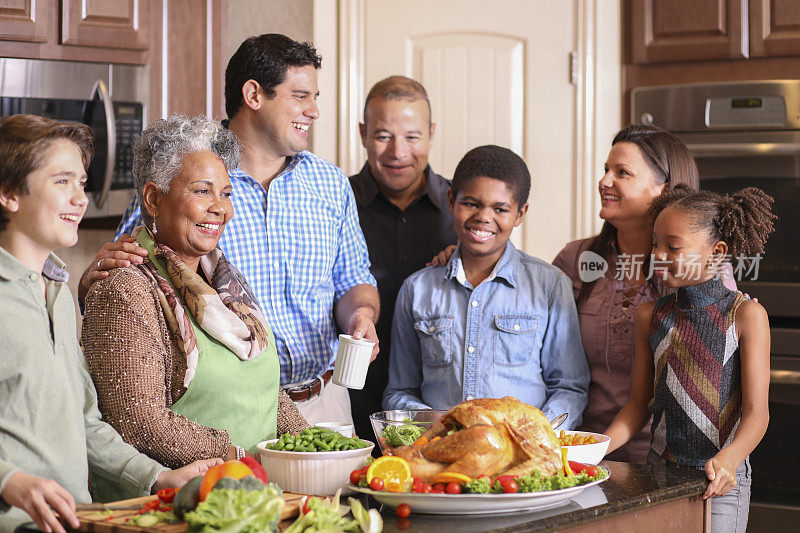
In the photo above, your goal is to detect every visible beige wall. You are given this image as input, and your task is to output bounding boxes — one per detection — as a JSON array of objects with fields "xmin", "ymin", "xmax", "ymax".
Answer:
[
  {"xmin": 223, "ymin": 0, "xmax": 316, "ymax": 146},
  {"xmin": 224, "ymin": 0, "xmax": 314, "ymax": 78}
]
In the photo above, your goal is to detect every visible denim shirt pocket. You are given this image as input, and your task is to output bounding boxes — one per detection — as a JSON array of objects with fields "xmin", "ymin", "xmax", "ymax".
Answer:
[
  {"xmin": 492, "ymin": 315, "xmax": 539, "ymax": 367},
  {"xmin": 413, "ymin": 316, "xmax": 454, "ymax": 368}
]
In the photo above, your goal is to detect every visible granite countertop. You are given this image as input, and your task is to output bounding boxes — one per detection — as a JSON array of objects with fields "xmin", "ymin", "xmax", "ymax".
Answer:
[{"xmin": 370, "ymin": 460, "xmax": 709, "ymax": 532}]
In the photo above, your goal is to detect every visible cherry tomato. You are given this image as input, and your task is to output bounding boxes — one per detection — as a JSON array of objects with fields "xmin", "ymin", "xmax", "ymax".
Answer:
[
  {"xmin": 397, "ymin": 517, "xmax": 411, "ymax": 530},
  {"xmin": 370, "ymin": 477, "xmax": 385, "ymax": 491},
  {"xmin": 396, "ymin": 503, "xmax": 411, "ymax": 518},
  {"xmin": 445, "ymin": 482, "xmax": 462, "ymax": 494},
  {"xmin": 495, "ymin": 475, "xmax": 517, "ymax": 486},
  {"xmin": 431, "ymin": 488, "xmax": 445, "ymax": 494},
  {"xmin": 156, "ymin": 487, "xmax": 176, "ymax": 503},
  {"xmin": 477, "ymin": 474, "xmax": 491, "ymax": 481},
  {"xmin": 433, "ymin": 483, "xmax": 446, "ymax": 493},
  {"xmin": 585, "ymin": 465, "xmax": 599, "ymax": 477},
  {"xmin": 360, "ymin": 465, "xmax": 370, "ymax": 475},
  {"xmin": 501, "ymin": 479, "xmax": 518, "ymax": 493},
  {"xmin": 421, "ymin": 483, "xmax": 433, "ymax": 493},
  {"xmin": 350, "ymin": 469, "xmax": 362, "ymax": 485},
  {"xmin": 411, "ymin": 478, "xmax": 423, "ymax": 493}
]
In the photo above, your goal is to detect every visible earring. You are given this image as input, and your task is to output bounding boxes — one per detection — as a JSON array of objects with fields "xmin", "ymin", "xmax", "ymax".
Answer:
[{"xmin": 152, "ymin": 218, "xmax": 158, "ymax": 235}]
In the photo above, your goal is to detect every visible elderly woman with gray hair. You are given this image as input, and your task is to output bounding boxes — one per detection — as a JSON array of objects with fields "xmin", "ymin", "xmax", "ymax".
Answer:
[{"xmin": 82, "ymin": 115, "xmax": 308, "ymax": 497}]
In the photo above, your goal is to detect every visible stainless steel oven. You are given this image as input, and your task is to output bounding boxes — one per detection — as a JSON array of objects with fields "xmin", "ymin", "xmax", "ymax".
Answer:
[
  {"xmin": 0, "ymin": 58, "xmax": 149, "ymax": 218},
  {"xmin": 633, "ymin": 80, "xmax": 800, "ymax": 522}
]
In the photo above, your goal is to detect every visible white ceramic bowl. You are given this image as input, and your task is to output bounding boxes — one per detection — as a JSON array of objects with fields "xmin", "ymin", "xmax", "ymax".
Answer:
[
  {"xmin": 561, "ymin": 430, "xmax": 610, "ymax": 465},
  {"xmin": 257, "ymin": 439, "xmax": 374, "ymax": 495}
]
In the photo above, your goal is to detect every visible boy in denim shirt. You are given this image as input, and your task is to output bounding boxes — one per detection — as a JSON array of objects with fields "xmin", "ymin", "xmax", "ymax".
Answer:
[{"xmin": 383, "ymin": 145, "xmax": 589, "ymax": 429}]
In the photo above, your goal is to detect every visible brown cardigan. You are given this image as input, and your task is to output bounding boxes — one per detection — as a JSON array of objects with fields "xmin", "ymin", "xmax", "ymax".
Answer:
[{"xmin": 82, "ymin": 266, "xmax": 309, "ymax": 469}]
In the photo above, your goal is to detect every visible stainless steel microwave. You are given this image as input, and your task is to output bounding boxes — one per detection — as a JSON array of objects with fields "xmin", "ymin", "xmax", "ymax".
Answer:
[{"xmin": 0, "ymin": 58, "xmax": 150, "ymax": 218}]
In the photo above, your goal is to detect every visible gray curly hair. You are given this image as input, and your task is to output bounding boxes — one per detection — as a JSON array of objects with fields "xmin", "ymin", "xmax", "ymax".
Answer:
[{"xmin": 133, "ymin": 114, "xmax": 240, "ymax": 224}]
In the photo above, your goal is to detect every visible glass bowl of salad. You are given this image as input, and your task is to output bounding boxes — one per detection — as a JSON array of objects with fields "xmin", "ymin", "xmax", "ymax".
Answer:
[{"xmin": 369, "ymin": 410, "xmax": 446, "ymax": 454}]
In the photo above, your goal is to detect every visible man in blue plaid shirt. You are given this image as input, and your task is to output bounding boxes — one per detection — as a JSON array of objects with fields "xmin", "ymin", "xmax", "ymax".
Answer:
[{"xmin": 78, "ymin": 34, "xmax": 379, "ymax": 425}]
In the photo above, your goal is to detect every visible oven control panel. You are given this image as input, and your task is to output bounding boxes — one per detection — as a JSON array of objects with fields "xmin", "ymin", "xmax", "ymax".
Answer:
[
  {"xmin": 705, "ymin": 95, "xmax": 787, "ymax": 128},
  {"xmin": 632, "ymin": 80, "xmax": 800, "ymax": 132}
]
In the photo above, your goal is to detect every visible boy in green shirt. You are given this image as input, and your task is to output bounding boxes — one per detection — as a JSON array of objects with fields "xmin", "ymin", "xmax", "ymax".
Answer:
[{"xmin": 0, "ymin": 114, "xmax": 219, "ymax": 533}]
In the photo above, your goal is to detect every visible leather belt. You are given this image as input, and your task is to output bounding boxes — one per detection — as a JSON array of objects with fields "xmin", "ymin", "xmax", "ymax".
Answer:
[{"xmin": 284, "ymin": 369, "xmax": 334, "ymax": 402}]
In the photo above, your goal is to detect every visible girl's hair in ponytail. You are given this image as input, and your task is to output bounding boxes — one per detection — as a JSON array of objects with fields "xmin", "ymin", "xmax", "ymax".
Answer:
[{"xmin": 649, "ymin": 185, "xmax": 777, "ymax": 257}]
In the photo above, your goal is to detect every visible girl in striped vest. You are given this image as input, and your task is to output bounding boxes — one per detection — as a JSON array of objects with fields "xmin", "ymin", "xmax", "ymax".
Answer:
[{"xmin": 604, "ymin": 186, "xmax": 775, "ymax": 533}]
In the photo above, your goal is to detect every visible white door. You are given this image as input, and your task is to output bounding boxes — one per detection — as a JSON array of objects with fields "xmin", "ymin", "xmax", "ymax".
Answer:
[{"xmin": 358, "ymin": 0, "xmax": 576, "ymax": 261}]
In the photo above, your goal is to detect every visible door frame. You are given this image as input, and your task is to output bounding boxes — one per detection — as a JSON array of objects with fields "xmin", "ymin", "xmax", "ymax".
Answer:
[{"xmin": 314, "ymin": 0, "xmax": 620, "ymax": 242}]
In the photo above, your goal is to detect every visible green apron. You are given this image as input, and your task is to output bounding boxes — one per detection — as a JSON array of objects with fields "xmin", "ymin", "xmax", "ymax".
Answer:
[
  {"xmin": 94, "ymin": 234, "xmax": 278, "ymax": 502},
  {"xmin": 139, "ymin": 230, "xmax": 279, "ymax": 452}
]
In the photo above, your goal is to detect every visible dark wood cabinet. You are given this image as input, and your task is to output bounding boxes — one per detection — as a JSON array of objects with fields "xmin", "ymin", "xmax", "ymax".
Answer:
[
  {"xmin": 624, "ymin": 0, "xmax": 800, "ymax": 124},
  {"xmin": 0, "ymin": 0, "xmax": 152, "ymax": 64},
  {"xmin": 630, "ymin": 0, "xmax": 800, "ymax": 64},
  {"xmin": 631, "ymin": 0, "xmax": 748, "ymax": 63},
  {"xmin": 750, "ymin": 0, "xmax": 800, "ymax": 57},
  {"xmin": 0, "ymin": 0, "xmax": 47, "ymax": 43},
  {"xmin": 61, "ymin": 0, "xmax": 149, "ymax": 51}
]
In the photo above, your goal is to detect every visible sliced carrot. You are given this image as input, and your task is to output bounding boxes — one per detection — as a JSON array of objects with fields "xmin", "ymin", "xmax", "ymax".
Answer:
[
  {"xmin": 413, "ymin": 436, "xmax": 429, "ymax": 446},
  {"xmin": 430, "ymin": 436, "xmax": 441, "ymax": 442}
]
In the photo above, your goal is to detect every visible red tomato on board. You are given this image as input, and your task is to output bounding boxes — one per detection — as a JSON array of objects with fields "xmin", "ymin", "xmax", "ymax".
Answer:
[{"xmin": 396, "ymin": 503, "xmax": 411, "ymax": 518}]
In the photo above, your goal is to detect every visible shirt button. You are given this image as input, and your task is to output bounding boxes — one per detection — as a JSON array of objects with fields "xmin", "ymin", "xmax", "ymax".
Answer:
[
  {"xmin": 273, "ymin": 261, "xmax": 279, "ymax": 268},
  {"xmin": 276, "ymin": 301, "xmax": 282, "ymax": 308},
  {"xmin": 29, "ymin": 273, "xmax": 37, "ymax": 281},
  {"xmin": 467, "ymin": 346, "xmax": 475, "ymax": 353},
  {"xmin": 401, "ymin": 216, "xmax": 407, "ymax": 223},
  {"xmin": 471, "ymin": 300, "xmax": 478, "ymax": 307},
  {"xmin": 429, "ymin": 326, "xmax": 435, "ymax": 333},
  {"xmin": 466, "ymin": 394, "xmax": 473, "ymax": 400},
  {"xmin": 513, "ymin": 324, "xmax": 520, "ymax": 331}
]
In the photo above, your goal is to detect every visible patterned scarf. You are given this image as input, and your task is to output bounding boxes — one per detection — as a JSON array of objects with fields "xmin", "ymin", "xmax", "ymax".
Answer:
[{"xmin": 133, "ymin": 227, "xmax": 270, "ymax": 387}]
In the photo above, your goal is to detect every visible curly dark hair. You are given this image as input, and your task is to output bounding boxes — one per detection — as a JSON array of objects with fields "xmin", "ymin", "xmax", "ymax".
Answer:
[
  {"xmin": 649, "ymin": 185, "xmax": 777, "ymax": 258},
  {"xmin": 225, "ymin": 33, "xmax": 322, "ymax": 119},
  {"xmin": 451, "ymin": 145, "xmax": 530, "ymax": 207}
]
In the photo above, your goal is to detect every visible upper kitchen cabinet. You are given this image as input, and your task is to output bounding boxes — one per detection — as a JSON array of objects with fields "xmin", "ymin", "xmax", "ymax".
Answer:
[
  {"xmin": 630, "ymin": 0, "xmax": 800, "ymax": 63},
  {"xmin": 61, "ymin": 0, "xmax": 149, "ymax": 51},
  {"xmin": 749, "ymin": 0, "xmax": 800, "ymax": 57},
  {"xmin": 0, "ymin": 0, "xmax": 48, "ymax": 43},
  {"xmin": 0, "ymin": 0, "xmax": 153, "ymax": 64},
  {"xmin": 631, "ymin": 0, "xmax": 748, "ymax": 63}
]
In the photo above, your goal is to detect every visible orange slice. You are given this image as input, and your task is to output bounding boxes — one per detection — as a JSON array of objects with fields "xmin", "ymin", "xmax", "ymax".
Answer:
[
  {"xmin": 366, "ymin": 456, "xmax": 412, "ymax": 489},
  {"xmin": 432, "ymin": 472, "xmax": 472, "ymax": 485}
]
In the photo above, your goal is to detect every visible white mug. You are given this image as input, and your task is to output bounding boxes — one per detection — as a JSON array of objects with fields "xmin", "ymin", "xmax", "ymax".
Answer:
[{"xmin": 332, "ymin": 334, "xmax": 374, "ymax": 389}]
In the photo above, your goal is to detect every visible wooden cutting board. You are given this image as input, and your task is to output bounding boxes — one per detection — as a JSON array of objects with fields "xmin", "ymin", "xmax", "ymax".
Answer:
[{"xmin": 62, "ymin": 492, "xmax": 305, "ymax": 532}]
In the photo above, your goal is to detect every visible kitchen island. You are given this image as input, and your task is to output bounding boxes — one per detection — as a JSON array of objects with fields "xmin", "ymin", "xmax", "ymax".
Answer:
[{"xmin": 369, "ymin": 460, "xmax": 710, "ymax": 532}]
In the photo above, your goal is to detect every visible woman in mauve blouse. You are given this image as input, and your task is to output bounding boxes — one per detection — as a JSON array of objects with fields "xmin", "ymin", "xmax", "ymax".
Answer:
[{"xmin": 553, "ymin": 125, "xmax": 736, "ymax": 463}]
